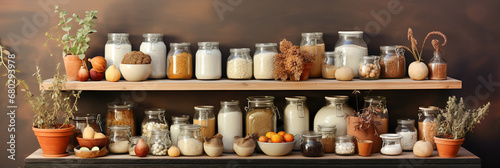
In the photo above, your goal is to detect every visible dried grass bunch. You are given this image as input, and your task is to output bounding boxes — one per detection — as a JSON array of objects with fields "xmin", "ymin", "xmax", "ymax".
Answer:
[
  {"xmin": 397, "ymin": 28, "xmax": 447, "ymax": 62},
  {"xmin": 273, "ymin": 39, "xmax": 315, "ymax": 81}
]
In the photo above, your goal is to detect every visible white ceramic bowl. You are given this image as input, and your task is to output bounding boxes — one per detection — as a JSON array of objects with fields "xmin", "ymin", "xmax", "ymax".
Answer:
[
  {"xmin": 257, "ymin": 140, "xmax": 295, "ymax": 156},
  {"xmin": 119, "ymin": 64, "xmax": 153, "ymax": 81}
]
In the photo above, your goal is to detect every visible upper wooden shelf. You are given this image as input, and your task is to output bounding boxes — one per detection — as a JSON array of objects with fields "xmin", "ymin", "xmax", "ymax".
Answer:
[{"xmin": 40, "ymin": 77, "xmax": 462, "ymax": 91}]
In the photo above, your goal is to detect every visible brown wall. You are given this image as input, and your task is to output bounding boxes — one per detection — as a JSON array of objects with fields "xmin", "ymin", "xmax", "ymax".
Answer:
[{"xmin": 1, "ymin": 0, "xmax": 499, "ymax": 167}]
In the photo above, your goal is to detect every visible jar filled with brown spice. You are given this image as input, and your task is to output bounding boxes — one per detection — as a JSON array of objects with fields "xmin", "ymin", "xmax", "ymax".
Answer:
[
  {"xmin": 379, "ymin": 45, "xmax": 405, "ymax": 78},
  {"xmin": 106, "ymin": 102, "xmax": 136, "ymax": 136},
  {"xmin": 167, "ymin": 42, "xmax": 193, "ymax": 79}
]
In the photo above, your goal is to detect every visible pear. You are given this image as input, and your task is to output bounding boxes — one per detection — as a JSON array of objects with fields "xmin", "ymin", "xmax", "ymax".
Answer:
[{"xmin": 82, "ymin": 117, "xmax": 95, "ymax": 139}]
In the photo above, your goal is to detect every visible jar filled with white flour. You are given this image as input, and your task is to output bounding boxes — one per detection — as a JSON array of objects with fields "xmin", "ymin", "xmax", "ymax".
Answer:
[
  {"xmin": 253, "ymin": 43, "xmax": 277, "ymax": 79},
  {"xmin": 140, "ymin": 33, "xmax": 167, "ymax": 78},
  {"xmin": 105, "ymin": 33, "xmax": 132, "ymax": 72},
  {"xmin": 195, "ymin": 42, "xmax": 221, "ymax": 79},
  {"xmin": 334, "ymin": 31, "xmax": 368, "ymax": 78}
]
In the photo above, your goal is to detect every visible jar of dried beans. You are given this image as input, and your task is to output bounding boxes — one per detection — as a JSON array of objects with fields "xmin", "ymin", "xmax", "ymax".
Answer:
[
  {"xmin": 167, "ymin": 42, "xmax": 193, "ymax": 79},
  {"xmin": 379, "ymin": 45, "xmax": 405, "ymax": 78},
  {"xmin": 359, "ymin": 56, "xmax": 381, "ymax": 80},
  {"xmin": 106, "ymin": 102, "xmax": 136, "ymax": 136}
]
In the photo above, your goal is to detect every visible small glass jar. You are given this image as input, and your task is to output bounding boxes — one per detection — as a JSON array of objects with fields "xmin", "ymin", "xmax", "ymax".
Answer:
[
  {"xmin": 196, "ymin": 42, "xmax": 222, "ymax": 80},
  {"xmin": 227, "ymin": 48, "xmax": 252, "ymax": 79},
  {"xmin": 218, "ymin": 100, "xmax": 243, "ymax": 153},
  {"xmin": 245, "ymin": 96, "xmax": 278, "ymax": 137},
  {"xmin": 334, "ymin": 31, "xmax": 368, "ymax": 78},
  {"xmin": 129, "ymin": 136, "xmax": 147, "ymax": 156},
  {"xmin": 108, "ymin": 125, "xmax": 132, "ymax": 154},
  {"xmin": 253, "ymin": 43, "xmax": 277, "ymax": 79},
  {"xmin": 105, "ymin": 33, "xmax": 132, "ymax": 72},
  {"xmin": 141, "ymin": 108, "xmax": 168, "ymax": 140},
  {"xmin": 314, "ymin": 95, "xmax": 355, "ymax": 136},
  {"xmin": 418, "ymin": 106, "xmax": 438, "ymax": 149},
  {"xmin": 335, "ymin": 135, "xmax": 355, "ymax": 155},
  {"xmin": 322, "ymin": 51, "xmax": 341, "ymax": 79},
  {"xmin": 396, "ymin": 119, "xmax": 417, "ymax": 150},
  {"xmin": 301, "ymin": 131, "xmax": 324, "ymax": 157},
  {"xmin": 317, "ymin": 125, "xmax": 336, "ymax": 153},
  {"xmin": 379, "ymin": 46, "xmax": 405, "ymax": 78},
  {"xmin": 193, "ymin": 106, "xmax": 216, "ymax": 138},
  {"xmin": 177, "ymin": 124, "xmax": 203, "ymax": 156},
  {"xmin": 69, "ymin": 113, "xmax": 102, "ymax": 151},
  {"xmin": 284, "ymin": 96, "xmax": 309, "ymax": 150},
  {"xmin": 428, "ymin": 51, "xmax": 447, "ymax": 80},
  {"xmin": 106, "ymin": 102, "xmax": 136, "ymax": 136},
  {"xmin": 359, "ymin": 56, "xmax": 381, "ymax": 80},
  {"xmin": 170, "ymin": 115, "xmax": 190, "ymax": 147},
  {"xmin": 300, "ymin": 32, "xmax": 325, "ymax": 78},
  {"xmin": 380, "ymin": 133, "xmax": 403, "ymax": 155},
  {"xmin": 140, "ymin": 33, "xmax": 167, "ymax": 78},
  {"xmin": 167, "ymin": 42, "xmax": 193, "ymax": 79},
  {"xmin": 148, "ymin": 129, "xmax": 171, "ymax": 156}
]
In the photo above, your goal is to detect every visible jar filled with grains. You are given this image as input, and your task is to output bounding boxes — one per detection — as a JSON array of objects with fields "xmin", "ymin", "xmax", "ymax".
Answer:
[
  {"xmin": 141, "ymin": 108, "xmax": 168, "ymax": 140},
  {"xmin": 396, "ymin": 119, "xmax": 417, "ymax": 150},
  {"xmin": 253, "ymin": 43, "xmax": 277, "ymax": 79},
  {"xmin": 428, "ymin": 51, "xmax": 447, "ymax": 80},
  {"xmin": 317, "ymin": 125, "xmax": 336, "ymax": 153},
  {"xmin": 227, "ymin": 48, "xmax": 252, "ymax": 79},
  {"xmin": 359, "ymin": 56, "xmax": 381, "ymax": 80},
  {"xmin": 167, "ymin": 42, "xmax": 193, "ymax": 79},
  {"xmin": 335, "ymin": 135, "xmax": 355, "ymax": 155},
  {"xmin": 108, "ymin": 125, "xmax": 132, "ymax": 154},
  {"xmin": 300, "ymin": 32, "xmax": 325, "ymax": 78},
  {"xmin": 177, "ymin": 124, "xmax": 203, "ymax": 156},
  {"xmin": 418, "ymin": 106, "xmax": 438, "ymax": 149},
  {"xmin": 379, "ymin": 46, "xmax": 405, "ymax": 78},
  {"xmin": 106, "ymin": 102, "xmax": 136, "ymax": 136}
]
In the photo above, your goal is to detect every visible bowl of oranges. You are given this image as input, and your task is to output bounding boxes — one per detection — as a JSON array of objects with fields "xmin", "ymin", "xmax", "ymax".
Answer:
[{"xmin": 257, "ymin": 131, "xmax": 295, "ymax": 156}]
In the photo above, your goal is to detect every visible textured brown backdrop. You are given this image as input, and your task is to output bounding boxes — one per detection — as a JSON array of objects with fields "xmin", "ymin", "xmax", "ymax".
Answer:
[{"xmin": 1, "ymin": 0, "xmax": 499, "ymax": 167}]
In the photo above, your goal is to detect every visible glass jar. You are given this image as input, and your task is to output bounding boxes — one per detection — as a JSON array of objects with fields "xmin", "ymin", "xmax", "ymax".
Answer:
[
  {"xmin": 418, "ymin": 106, "xmax": 438, "ymax": 149},
  {"xmin": 300, "ymin": 32, "xmax": 325, "ymax": 78},
  {"xmin": 218, "ymin": 100, "xmax": 243, "ymax": 153},
  {"xmin": 317, "ymin": 125, "xmax": 336, "ymax": 153},
  {"xmin": 253, "ymin": 43, "xmax": 277, "ymax": 79},
  {"xmin": 167, "ymin": 42, "xmax": 193, "ymax": 79},
  {"xmin": 359, "ymin": 56, "xmax": 381, "ymax": 80},
  {"xmin": 129, "ymin": 136, "xmax": 147, "ymax": 156},
  {"xmin": 170, "ymin": 115, "xmax": 190, "ymax": 147},
  {"xmin": 227, "ymin": 48, "xmax": 252, "ymax": 79},
  {"xmin": 334, "ymin": 31, "xmax": 368, "ymax": 78},
  {"xmin": 245, "ymin": 96, "xmax": 278, "ymax": 137},
  {"xmin": 69, "ymin": 113, "xmax": 102, "ymax": 151},
  {"xmin": 140, "ymin": 33, "xmax": 167, "ymax": 78},
  {"xmin": 108, "ymin": 125, "xmax": 132, "ymax": 154},
  {"xmin": 141, "ymin": 108, "xmax": 168, "ymax": 139},
  {"xmin": 301, "ymin": 131, "xmax": 324, "ymax": 157},
  {"xmin": 284, "ymin": 96, "xmax": 309, "ymax": 150},
  {"xmin": 105, "ymin": 33, "xmax": 132, "ymax": 72},
  {"xmin": 379, "ymin": 45, "xmax": 405, "ymax": 78},
  {"xmin": 322, "ymin": 51, "xmax": 341, "ymax": 79},
  {"xmin": 396, "ymin": 119, "xmax": 417, "ymax": 150},
  {"xmin": 363, "ymin": 96, "xmax": 389, "ymax": 153},
  {"xmin": 193, "ymin": 106, "xmax": 216, "ymax": 138},
  {"xmin": 313, "ymin": 95, "xmax": 355, "ymax": 136},
  {"xmin": 380, "ymin": 133, "xmax": 403, "ymax": 155},
  {"xmin": 177, "ymin": 124, "xmax": 203, "ymax": 156},
  {"xmin": 106, "ymin": 102, "xmax": 136, "ymax": 136},
  {"xmin": 195, "ymin": 42, "xmax": 221, "ymax": 80},
  {"xmin": 335, "ymin": 135, "xmax": 355, "ymax": 155},
  {"xmin": 428, "ymin": 51, "xmax": 447, "ymax": 80},
  {"xmin": 148, "ymin": 129, "xmax": 171, "ymax": 156}
]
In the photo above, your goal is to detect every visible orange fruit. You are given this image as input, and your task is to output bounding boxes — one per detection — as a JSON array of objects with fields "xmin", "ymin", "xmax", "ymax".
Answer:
[
  {"xmin": 266, "ymin": 132, "xmax": 276, "ymax": 139},
  {"xmin": 258, "ymin": 136, "xmax": 268, "ymax": 142},
  {"xmin": 271, "ymin": 134, "xmax": 284, "ymax": 143},
  {"xmin": 284, "ymin": 134, "xmax": 294, "ymax": 142},
  {"xmin": 277, "ymin": 131, "xmax": 286, "ymax": 137}
]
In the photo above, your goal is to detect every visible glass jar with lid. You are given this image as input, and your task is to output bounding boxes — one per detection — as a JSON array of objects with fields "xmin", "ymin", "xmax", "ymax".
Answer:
[
  {"xmin": 218, "ymin": 100, "xmax": 243, "ymax": 153},
  {"xmin": 253, "ymin": 43, "xmax": 277, "ymax": 79},
  {"xmin": 193, "ymin": 106, "xmax": 216, "ymax": 138},
  {"xmin": 245, "ymin": 96, "xmax": 278, "ymax": 137},
  {"xmin": 108, "ymin": 125, "xmax": 132, "ymax": 154},
  {"xmin": 322, "ymin": 51, "xmax": 342, "ymax": 79},
  {"xmin": 105, "ymin": 33, "xmax": 132, "ymax": 72},
  {"xmin": 363, "ymin": 96, "xmax": 389, "ymax": 152},
  {"xmin": 334, "ymin": 31, "xmax": 368, "ymax": 78},
  {"xmin": 140, "ymin": 33, "xmax": 167, "ymax": 78},
  {"xmin": 167, "ymin": 42, "xmax": 193, "ymax": 79},
  {"xmin": 380, "ymin": 133, "xmax": 403, "ymax": 155},
  {"xmin": 379, "ymin": 45, "xmax": 405, "ymax": 78},
  {"xmin": 106, "ymin": 102, "xmax": 136, "ymax": 136},
  {"xmin": 428, "ymin": 51, "xmax": 447, "ymax": 80},
  {"xmin": 301, "ymin": 131, "xmax": 324, "ymax": 157},
  {"xmin": 227, "ymin": 48, "xmax": 252, "ymax": 79},
  {"xmin": 170, "ymin": 115, "xmax": 190, "ymax": 147},
  {"xmin": 177, "ymin": 124, "xmax": 203, "ymax": 156},
  {"xmin": 317, "ymin": 125, "xmax": 336, "ymax": 153},
  {"xmin": 141, "ymin": 108, "xmax": 168, "ymax": 139},
  {"xmin": 396, "ymin": 119, "xmax": 417, "ymax": 150},
  {"xmin": 69, "ymin": 113, "xmax": 102, "ymax": 151},
  {"xmin": 148, "ymin": 129, "xmax": 171, "ymax": 156},
  {"xmin": 359, "ymin": 56, "xmax": 381, "ymax": 80},
  {"xmin": 335, "ymin": 135, "xmax": 355, "ymax": 155},
  {"xmin": 300, "ymin": 32, "xmax": 325, "ymax": 78},
  {"xmin": 129, "ymin": 136, "xmax": 147, "ymax": 156},
  {"xmin": 284, "ymin": 96, "xmax": 309, "ymax": 150},
  {"xmin": 195, "ymin": 42, "xmax": 222, "ymax": 80},
  {"xmin": 418, "ymin": 106, "xmax": 439, "ymax": 149},
  {"xmin": 313, "ymin": 95, "xmax": 355, "ymax": 136}
]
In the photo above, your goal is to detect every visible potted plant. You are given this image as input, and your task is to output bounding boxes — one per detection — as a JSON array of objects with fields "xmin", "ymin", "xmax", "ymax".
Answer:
[
  {"xmin": 434, "ymin": 96, "xmax": 489, "ymax": 157},
  {"xmin": 45, "ymin": 6, "xmax": 97, "ymax": 81}
]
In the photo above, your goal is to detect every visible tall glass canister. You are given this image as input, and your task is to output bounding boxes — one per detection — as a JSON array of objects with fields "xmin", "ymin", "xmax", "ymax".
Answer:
[
  {"xmin": 284, "ymin": 96, "xmax": 309, "ymax": 150},
  {"xmin": 334, "ymin": 31, "xmax": 368, "ymax": 78},
  {"xmin": 218, "ymin": 100, "xmax": 243, "ymax": 153},
  {"xmin": 170, "ymin": 115, "xmax": 190, "ymax": 147},
  {"xmin": 196, "ymin": 42, "xmax": 221, "ymax": 79},
  {"xmin": 418, "ymin": 106, "xmax": 438, "ymax": 149},
  {"xmin": 105, "ymin": 33, "xmax": 132, "ymax": 72},
  {"xmin": 253, "ymin": 43, "xmax": 278, "ymax": 79},
  {"xmin": 300, "ymin": 32, "xmax": 325, "ymax": 78},
  {"xmin": 193, "ymin": 106, "xmax": 216, "ymax": 138},
  {"xmin": 140, "ymin": 33, "xmax": 167, "ymax": 78},
  {"xmin": 245, "ymin": 96, "xmax": 278, "ymax": 137}
]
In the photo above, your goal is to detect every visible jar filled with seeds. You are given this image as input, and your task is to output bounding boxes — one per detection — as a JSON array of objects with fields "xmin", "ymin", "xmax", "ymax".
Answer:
[
  {"xmin": 380, "ymin": 46, "xmax": 405, "ymax": 78},
  {"xmin": 335, "ymin": 135, "xmax": 355, "ymax": 155},
  {"xmin": 359, "ymin": 56, "xmax": 381, "ymax": 80}
]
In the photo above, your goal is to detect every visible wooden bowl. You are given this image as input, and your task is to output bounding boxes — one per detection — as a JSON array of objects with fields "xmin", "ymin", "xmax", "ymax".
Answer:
[
  {"xmin": 74, "ymin": 146, "xmax": 109, "ymax": 158},
  {"xmin": 76, "ymin": 136, "xmax": 108, "ymax": 148}
]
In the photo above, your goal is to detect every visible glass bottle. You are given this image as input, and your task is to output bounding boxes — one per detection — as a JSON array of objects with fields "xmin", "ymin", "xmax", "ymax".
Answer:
[
  {"xmin": 140, "ymin": 33, "xmax": 167, "ymax": 78},
  {"xmin": 106, "ymin": 102, "xmax": 136, "ymax": 136},
  {"xmin": 245, "ymin": 96, "xmax": 278, "ymax": 137},
  {"xmin": 218, "ymin": 100, "xmax": 243, "ymax": 153},
  {"xmin": 300, "ymin": 32, "xmax": 325, "ymax": 78},
  {"xmin": 359, "ymin": 56, "xmax": 381, "ymax": 80},
  {"xmin": 284, "ymin": 96, "xmax": 309, "ymax": 150},
  {"xmin": 253, "ymin": 43, "xmax": 277, "ymax": 79},
  {"xmin": 195, "ymin": 42, "xmax": 222, "ymax": 80},
  {"xmin": 301, "ymin": 131, "xmax": 324, "ymax": 157},
  {"xmin": 396, "ymin": 119, "xmax": 417, "ymax": 150},
  {"xmin": 148, "ymin": 129, "xmax": 171, "ymax": 156},
  {"xmin": 108, "ymin": 125, "xmax": 132, "ymax": 154},
  {"xmin": 69, "ymin": 113, "xmax": 102, "ymax": 151},
  {"xmin": 428, "ymin": 51, "xmax": 447, "ymax": 80},
  {"xmin": 363, "ymin": 96, "xmax": 389, "ymax": 153},
  {"xmin": 167, "ymin": 42, "xmax": 193, "ymax": 79},
  {"xmin": 418, "ymin": 106, "xmax": 438, "ymax": 149},
  {"xmin": 380, "ymin": 133, "xmax": 403, "ymax": 155},
  {"xmin": 317, "ymin": 125, "xmax": 336, "ymax": 153},
  {"xmin": 322, "ymin": 51, "xmax": 341, "ymax": 79},
  {"xmin": 313, "ymin": 95, "xmax": 355, "ymax": 136},
  {"xmin": 170, "ymin": 115, "xmax": 190, "ymax": 147},
  {"xmin": 105, "ymin": 33, "xmax": 132, "ymax": 72},
  {"xmin": 193, "ymin": 106, "xmax": 216, "ymax": 138},
  {"xmin": 141, "ymin": 108, "xmax": 168, "ymax": 139},
  {"xmin": 379, "ymin": 45, "xmax": 405, "ymax": 78},
  {"xmin": 177, "ymin": 124, "xmax": 203, "ymax": 156},
  {"xmin": 227, "ymin": 48, "xmax": 252, "ymax": 79},
  {"xmin": 129, "ymin": 136, "xmax": 147, "ymax": 156},
  {"xmin": 334, "ymin": 31, "xmax": 368, "ymax": 78},
  {"xmin": 335, "ymin": 135, "xmax": 355, "ymax": 155}
]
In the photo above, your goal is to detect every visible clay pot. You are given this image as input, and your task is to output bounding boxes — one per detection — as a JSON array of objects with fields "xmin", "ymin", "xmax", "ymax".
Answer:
[
  {"xmin": 434, "ymin": 136, "xmax": 464, "ymax": 158},
  {"xmin": 290, "ymin": 63, "xmax": 313, "ymax": 81},
  {"xmin": 357, "ymin": 140, "xmax": 373, "ymax": 156},
  {"xmin": 347, "ymin": 116, "xmax": 382, "ymax": 153},
  {"xmin": 32, "ymin": 124, "xmax": 75, "ymax": 157},
  {"xmin": 63, "ymin": 55, "xmax": 84, "ymax": 81}
]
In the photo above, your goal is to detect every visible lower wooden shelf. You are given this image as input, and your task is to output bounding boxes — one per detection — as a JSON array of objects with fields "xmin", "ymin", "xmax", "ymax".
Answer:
[{"xmin": 24, "ymin": 147, "xmax": 480, "ymax": 168}]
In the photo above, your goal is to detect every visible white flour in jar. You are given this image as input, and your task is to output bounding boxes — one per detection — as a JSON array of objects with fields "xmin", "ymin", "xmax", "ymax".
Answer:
[
  {"xmin": 178, "ymin": 138, "xmax": 203, "ymax": 156},
  {"xmin": 227, "ymin": 58, "xmax": 252, "ymax": 79},
  {"xmin": 334, "ymin": 44, "xmax": 368, "ymax": 78},
  {"xmin": 195, "ymin": 49, "xmax": 222, "ymax": 79},
  {"xmin": 398, "ymin": 131, "xmax": 417, "ymax": 150},
  {"xmin": 253, "ymin": 52, "xmax": 275, "ymax": 79}
]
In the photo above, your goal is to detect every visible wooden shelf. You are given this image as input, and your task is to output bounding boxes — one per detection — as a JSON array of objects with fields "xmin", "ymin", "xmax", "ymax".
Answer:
[{"xmin": 40, "ymin": 77, "xmax": 462, "ymax": 91}]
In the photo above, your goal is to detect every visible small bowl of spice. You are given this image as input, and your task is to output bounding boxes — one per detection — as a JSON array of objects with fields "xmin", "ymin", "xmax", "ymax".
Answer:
[{"xmin": 120, "ymin": 51, "xmax": 153, "ymax": 81}]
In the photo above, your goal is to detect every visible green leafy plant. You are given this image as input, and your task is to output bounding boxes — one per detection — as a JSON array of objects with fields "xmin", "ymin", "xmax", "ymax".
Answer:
[
  {"xmin": 436, "ymin": 96, "xmax": 490, "ymax": 139},
  {"xmin": 44, "ymin": 6, "xmax": 98, "ymax": 59}
]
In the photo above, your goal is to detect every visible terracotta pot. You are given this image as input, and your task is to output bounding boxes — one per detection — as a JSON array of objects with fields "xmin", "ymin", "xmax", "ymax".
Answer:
[
  {"xmin": 434, "ymin": 136, "xmax": 464, "ymax": 158},
  {"xmin": 347, "ymin": 116, "xmax": 382, "ymax": 153},
  {"xmin": 63, "ymin": 55, "xmax": 83, "ymax": 81},
  {"xmin": 32, "ymin": 124, "xmax": 75, "ymax": 157},
  {"xmin": 290, "ymin": 63, "xmax": 313, "ymax": 81},
  {"xmin": 357, "ymin": 140, "xmax": 373, "ymax": 156}
]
